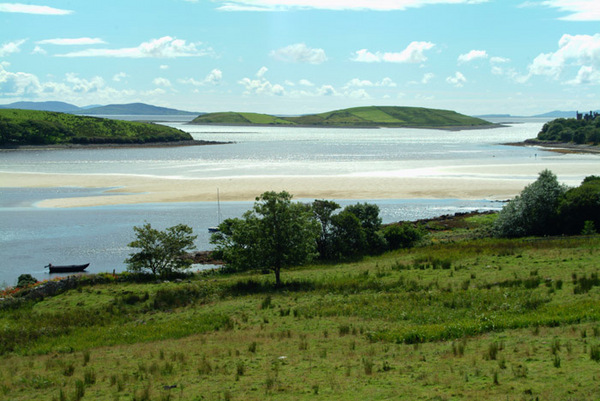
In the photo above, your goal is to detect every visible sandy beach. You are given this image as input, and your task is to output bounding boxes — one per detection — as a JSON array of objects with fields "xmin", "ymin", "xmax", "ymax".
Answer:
[{"xmin": 0, "ymin": 170, "xmax": 536, "ymax": 208}]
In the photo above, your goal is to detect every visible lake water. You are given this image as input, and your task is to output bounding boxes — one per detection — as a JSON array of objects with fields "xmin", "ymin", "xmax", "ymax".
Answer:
[{"xmin": 1, "ymin": 117, "xmax": 598, "ymax": 287}]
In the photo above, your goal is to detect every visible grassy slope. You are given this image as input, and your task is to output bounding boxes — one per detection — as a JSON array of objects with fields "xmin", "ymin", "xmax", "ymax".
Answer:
[
  {"xmin": 0, "ymin": 109, "xmax": 193, "ymax": 146},
  {"xmin": 2, "ymin": 220, "xmax": 600, "ymax": 400},
  {"xmin": 191, "ymin": 106, "xmax": 492, "ymax": 128}
]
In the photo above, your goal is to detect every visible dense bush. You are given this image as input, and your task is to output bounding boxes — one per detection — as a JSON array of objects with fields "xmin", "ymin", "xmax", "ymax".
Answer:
[
  {"xmin": 383, "ymin": 223, "xmax": 424, "ymax": 249},
  {"xmin": 495, "ymin": 171, "xmax": 600, "ymax": 238}
]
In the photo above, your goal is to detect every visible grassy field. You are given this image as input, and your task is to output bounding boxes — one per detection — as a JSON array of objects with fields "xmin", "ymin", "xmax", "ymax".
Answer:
[
  {"xmin": 1, "ymin": 217, "xmax": 599, "ymax": 400},
  {"xmin": 0, "ymin": 109, "xmax": 193, "ymax": 146},
  {"xmin": 190, "ymin": 106, "xmax": 493, "ymax": 128}
]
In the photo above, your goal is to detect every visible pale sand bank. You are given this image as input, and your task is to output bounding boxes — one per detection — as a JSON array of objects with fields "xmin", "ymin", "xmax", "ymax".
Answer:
[{"xmin": 1, "ymin": 171, "xmax": 528, "ymax": 208}]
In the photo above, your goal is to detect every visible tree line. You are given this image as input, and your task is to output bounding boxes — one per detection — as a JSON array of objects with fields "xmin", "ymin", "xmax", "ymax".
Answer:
[
  {"xmin": 124, "ymin": 171, "xmax": 598, "ymax": 284},
  {"xmin": 536, "ymin": 117, "xmax": 600, "ymax": 145}
]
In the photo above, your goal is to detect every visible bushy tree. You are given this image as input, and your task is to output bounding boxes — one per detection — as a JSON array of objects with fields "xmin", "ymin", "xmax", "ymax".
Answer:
[
  {"xmin": 211, "ymin": 191, "xmax": 320, "ymax": 286},
  {"xmin": 494, "ymin": 170, "xmax": 567, "ymax": 237},
  {"xmin": 329, "ymin": 210, "xmax": 367, "ymax": 260},
  {"xmin": 125, "ymin": 223, "xmax": 197, "ymax": 277},
  {"xmin": 383, "ymin": 223, "xmax": 424, "ymax": 250},
  {"xmin": 343, "ymin": 203, "xmax": 387, "ymax": 253},
  {"xmin": 558, "ymin": 176, "xmax": 600, "ymax": 235},
  {"xmin": 312, "ymin": 199, "xmax": 341, "ymax": 260}
]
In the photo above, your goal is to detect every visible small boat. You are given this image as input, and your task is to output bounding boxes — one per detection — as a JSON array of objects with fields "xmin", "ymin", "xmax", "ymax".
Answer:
[
  {"xmin": 208, "ymin": 188, "xmax": 222, "ymax": 233},
  {"xmin": 45, "ymin": 263, "xmax": 89, "ymax": 274}
]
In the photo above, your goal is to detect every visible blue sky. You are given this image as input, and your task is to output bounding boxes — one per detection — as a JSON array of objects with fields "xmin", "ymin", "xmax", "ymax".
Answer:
[{"xmin": 0, "ymin": 0, "xmax": 599, "ymax": 115}]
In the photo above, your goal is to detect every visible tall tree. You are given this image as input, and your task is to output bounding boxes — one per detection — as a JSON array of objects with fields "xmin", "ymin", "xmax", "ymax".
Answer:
[{"xmin": 211, "ymin": 191, "xmax": 320, "ymax": 286}]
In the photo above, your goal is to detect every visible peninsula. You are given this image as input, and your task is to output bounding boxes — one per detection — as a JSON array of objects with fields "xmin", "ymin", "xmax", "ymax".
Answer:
[
  {"xmin": 190, "ymin": 106, "xmax": 494, "ymax": 129},
  {"xmin": 0, "ymin": 109, "xmax": 200, "ymax": 148}
]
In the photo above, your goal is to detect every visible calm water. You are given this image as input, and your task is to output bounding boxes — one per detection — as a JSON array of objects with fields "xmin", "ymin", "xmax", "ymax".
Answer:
[{"xmin": 1, "ymin": 118, "xmax": 598, "ymax": 287}]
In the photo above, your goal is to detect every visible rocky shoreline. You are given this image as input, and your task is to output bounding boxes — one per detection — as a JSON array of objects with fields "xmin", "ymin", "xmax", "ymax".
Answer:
[{"xmin": 506, "ymin": 139, "xmax": 600, "ymax": 155}]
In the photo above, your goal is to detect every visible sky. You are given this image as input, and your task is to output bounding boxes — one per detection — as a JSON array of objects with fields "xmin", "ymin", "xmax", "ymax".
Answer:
[{"xmin": 0, "ymin": 0, "xmax": 599, "ymax": 116}]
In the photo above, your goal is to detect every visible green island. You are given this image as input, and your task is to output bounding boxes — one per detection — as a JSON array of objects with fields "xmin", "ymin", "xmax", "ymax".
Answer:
[
  {"xmin": 190, "ymin": 106, "xmax": 494, "ymax": 129},
  {"xmin": 0, "ymin": 109, "xmax": 194, "ymax": 147},
  {"xmin": 525, "ymin": 112, "xmax": 600, "ymax": 150},
  {"xmin": 2, "ymin": 172, "xmax": 600, "ymax": 400}
]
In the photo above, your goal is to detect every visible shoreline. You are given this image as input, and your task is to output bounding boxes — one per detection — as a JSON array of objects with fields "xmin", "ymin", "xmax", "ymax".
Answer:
[
  {"xmin": 0, "ymin": 139, "xmax": 232, "ymax": 151},
  {"xmin": 506, "ymin": 140, "xmax": 600, "ymax": 155},
  {"xmin": 187, "ymin": 122, "xmax": 504, "ymax": 131}
]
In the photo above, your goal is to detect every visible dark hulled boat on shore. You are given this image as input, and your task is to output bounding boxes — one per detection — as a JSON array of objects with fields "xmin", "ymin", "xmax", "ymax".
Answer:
[{"xmin": 45, "ymin": 263, "xmax": 89, "ymax": 274}]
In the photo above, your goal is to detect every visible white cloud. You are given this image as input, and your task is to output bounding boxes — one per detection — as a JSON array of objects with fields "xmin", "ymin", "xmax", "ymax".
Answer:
[
  {"xmin": 352, "ymin": 41, "xmax": 435, "ymax": 63},
  {"xmin": 32, "ymin": 45, "xmax": 46, "ymax": 55},
  {"xmin": 458, "ymin": 49, "xmax": 488, "ymax": 63},
  {"xmin": 153, "ymin": 77, "xmax": 172, "ymax": 87},
  {"xmin": 345, "ymin": 77, "xmax": 397, "ymax": 88},
  {"xmin": 490, "ymin": 56, "xmax": 510, "ymax": 64},
  {"xmin": 317, "ymin": 85, "xmax": 337, "ymax": 96},
  {"xmin": 537, "ymin": 0, "xmax": 600, "ymax": 21},
  {"xmin": 0, "ymin": 63, "xmax": 41, "ymax": 96},
  {"xmin": 567, "ymin": 65, "xmax": 600, "ymax": 85},
  {"xmin": 270, "ymin": 43, "xmax": 327, "ymax": 64},
  {"xmin": 55, "ymin": 36, "xmax": 211, "ymax": 58},
  {"xmin": 0, "ymin": 39, "xmax": 26, "ymax": 57},
  {"xmin": 36, "ymin": 38, "xmax": 106, "ymax": 46},
  {"xmin": 526, "ymin": 34, "xmax": 600, "ymax": 84},
  {"xmin": 239, "ymin": 68, "xmax": 285, "ymax": 96},
  {"xmin": 421, "ymin": 72, "xmax": 435, "ymax": 83},
  {"xmin": 299, "ymin": 79, "xmax": 314, "ymax": 86},
  {"xmin": 0, "ymin": 3, "xmax": 72, "ymax": 15},
  {"xmin": 160, "ymin": 65, "xmax": 169, "ymax": 70},
  {"xmin": 215, "ymin": 0, "xmax": 489, "ymax": 12},
  {"xmin": 113, "ymin": 72, "xmax": 127, "ymax": 82},
  {"xmin": 256, "ymin": 66, "xmax": 269, "ymax": 78},
  {"xmin": 446, "ymin": 71, "xmax": 467, "ymax": 87},
  {"xmin": 179, "ymin": 68, "xmax": 223, "ymax": 87}
]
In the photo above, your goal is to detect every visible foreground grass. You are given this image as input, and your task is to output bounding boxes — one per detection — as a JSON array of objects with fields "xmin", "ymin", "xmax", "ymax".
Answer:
[{"xmin": 1, "ymin": 234, "xmax": 600, "ymax": 400}]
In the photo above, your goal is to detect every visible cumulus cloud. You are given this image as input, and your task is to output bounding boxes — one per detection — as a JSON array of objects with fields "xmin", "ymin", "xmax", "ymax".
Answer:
[
  {"xmin": 458, "ymin": 49, "xmax": 488, "ymax": 63},
  {"xmin": 0, "ymin": 64, "xmax": 136, "ymax": 103},
  {"xmin": 153, "ymin": 77, "xmax": 172, "ymax": 87},
  {"xmin": 446, "ymin": 71, "xmax": 467, "ymax": 87},
  {"xmin": 55, "ymin": 36, "xmax": 211, "ymax": 58},
  {"xmin": 0, "ymin": 39, "xmax": 26, "ymax": 57},
  {"xmin": 270, "ymin": 43, "xmax": 327, "ymax": 64},
  {"xmin": 179, "ymin": 69, "xmax": 223, "ymax": 87},
  {"xmin": 0, "ymin": 3, "xmax": 72, "ymax": 15},
  {"xmin": 32, "ymin": 45, "xmax": 46, "ymax": 55},
  {"xmin": 214, "ymin": 0, "xmax": 489, "ymax": 12},
  {"xmin": 344, "ymin": 77, "xmax": 397, "ymax": 88},
  {"xmin": 238, "ymin": 67, "xmax": 285, "ymax": 96},
  {"xmin": 352, "ymin": 41, "xmax": 435, "ymax": 63},
  {"xmin": 526, "ymin": 34, "xmax": 600, "ymax": 84},
  {"xmin": 36, "ymin": 38, "xmax": 106, "ymax": 46},
  {"xmin": 299, "ymin": 79, "xmax": 314, "ymax": 86}
]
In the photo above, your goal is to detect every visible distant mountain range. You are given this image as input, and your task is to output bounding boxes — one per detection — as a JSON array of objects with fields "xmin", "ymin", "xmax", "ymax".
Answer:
[
  {"xmin": 0, "ymin": 101, "xmax": 597, "ymax": 119},
  {"xmin": 0, "ymin": 101, "xmax": 199, "ymax": 116},
  {"xmin": 477, "ymin": 110, "xmax": 600, "ymax": 119}
]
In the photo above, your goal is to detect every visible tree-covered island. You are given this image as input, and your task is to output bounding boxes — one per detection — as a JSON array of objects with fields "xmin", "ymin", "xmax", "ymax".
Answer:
[
  {"xmin": 530, "ymin": 111, "xmax": 600, "ymax": 147},
  {"xmin": 0, "ymin": 109, "xmax": 201, "ymax": 147}
]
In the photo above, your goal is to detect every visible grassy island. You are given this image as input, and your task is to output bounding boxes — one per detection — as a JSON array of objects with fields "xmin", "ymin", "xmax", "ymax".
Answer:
[
  {"xmin": 2, "ymin": 211, "xmax": 600, "ymax": 400},
  {"xmin": 0, "ymin": 109, "xmax": 194, "ymax": 147},
  {"xmin": 190, "ymin": 106, "xmax": 493, "ymax": 129}
]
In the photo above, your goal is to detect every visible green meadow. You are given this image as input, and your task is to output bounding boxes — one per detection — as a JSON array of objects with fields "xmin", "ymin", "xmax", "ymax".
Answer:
[{"xmin": 1, "ymin": 214, "xmax": 600, "ymax": 400}]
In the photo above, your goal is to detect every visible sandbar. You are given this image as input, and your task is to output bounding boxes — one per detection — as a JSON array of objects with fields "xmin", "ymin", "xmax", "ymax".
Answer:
[
  {"xmin": 1, "ymin": 159, "xmax": 595, "ymax": 208},
  {"xmin": 0, "ymin": 171, "xmax": 525, "ymax": 208}
]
